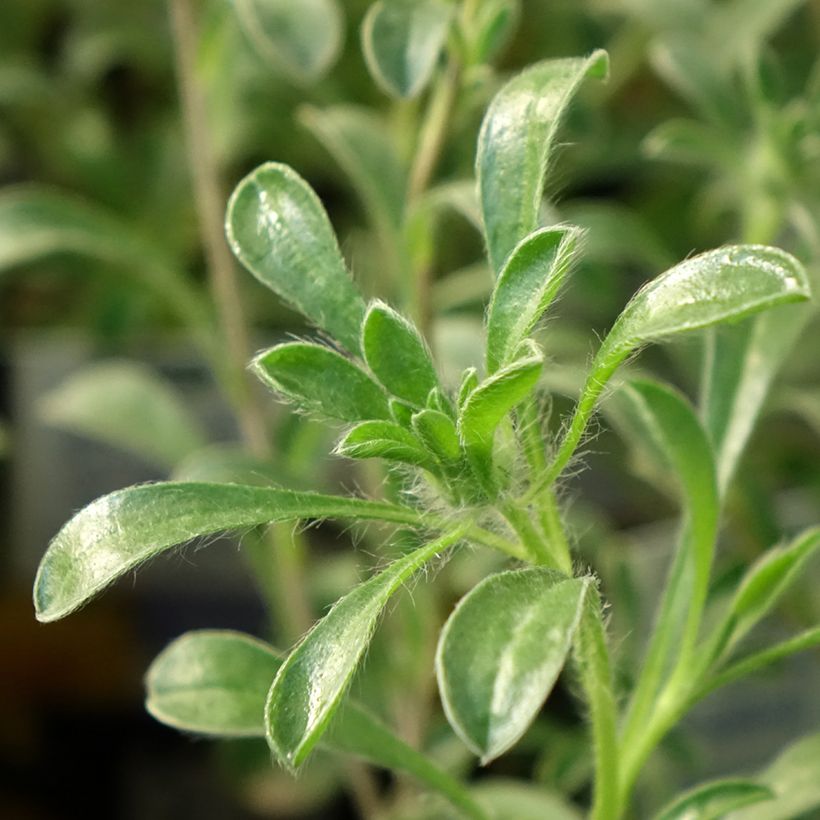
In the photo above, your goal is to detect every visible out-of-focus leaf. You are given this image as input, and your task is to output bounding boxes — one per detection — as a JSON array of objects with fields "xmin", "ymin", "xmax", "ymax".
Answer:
[
  {"xmin": 653, "ymin": 778, "xmax": 773, "ymax": 820},
  {"xmin": 172, "ymin": 445, "xmax": 287, "ymax": 487},
  {"xmin": 232, "ymin": 0, "xmax": 343, "ymax": 82},
  {"xmin": 253, "ymin": 342, "xmax": 390, "ymax": 422},
  {"xmin": 33, "ymin": 483, "xmax": 421, "ymax": 623},
  {"xmin": 463, "ymin": 0, "xmax": 521, "ymax": 66},
  {"xmin": 459, "ymin": 343, "xmax": 543, "ymax": 493},
  {"xmin": 38, "ymin": 362, "xmax": 204, "ymax": 469},
  {"xmin": 361, "ymin": 0, "xmax": 453, "ymax": 98},
  {"xmin": 485, "ymin": 226, "xmax": 580, "ymax": 372},
  {"xmin": 335, "ymin": 420, "xmax": 431, "ymax": 467},
  {"xmin": 472, "ymin": 780, "xmax": 582, "ymax": 820},
  {"xmin": 362, "ymin": 301, "xmax": 440, "ymax": 406},
  {"xmin": 436, "ymin": 569, "xmax": 589, "ymax": 763},
  {"xmin": 299, "ymin": 104, "xmax": 406, "ymax": 231},
  {"xmin": 701, "ymin": 306, "xmax": 811, "ymax": 496},
  {"xmin": 226, "ymin": 163, "xmax": 366, "ymax": 354},
  {"xmin": 476, "ymin": 51, "xmax": 609, "ymax": 273},
  {"xmin": 147, "ymin": 630, "xmax": 488, "ymax": 819},
  {"xmin": 265, "ymin": 526, "xmax": 467, "ymax": 769}
]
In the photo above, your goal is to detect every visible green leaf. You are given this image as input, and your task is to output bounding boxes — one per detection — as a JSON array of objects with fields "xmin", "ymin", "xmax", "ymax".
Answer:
[
  {"xmin": 701, "ymin": 306, "xmax": 811, "ymax": 496},
  {"xmin": 547, "ymin": 245, "xmax": 810, "ymax": 486},
  {"xmin": 436, "ymin": 568, "xmax": 589, "ymax": 763},
  {"xmin": 362, "ymin": 300, "xmax": 440, "ymax": 406},
  {"xmin": 172, "ymin": 445, "xmax": 287, "ymax": 487},
  {"xmin": 226, "ymin": 162, "xmax": 366, "ymax": 354},
  {"xmin": 485, "ymin": 226, "xmax": 580, "ymax": 372},
  {"xmin": 253, "ymin": 342, "xmax": 390, "ymax": 422},
  {"xmin": 716, "ymin": 527, "xmax": 820, "ymax": 659},
  {"xmin": 472, "ymin": 780, "xmax": 581, "ymax": 820},
  {"xmin": 361, "ymin": 0, "xmax": 453, "ymax": 99},
  {"xmin": 38, "ymin": 362, "xmax": 205, "ymax": 469},
  {"xmin": 458, "ymin": 367, "xmax": 479, "ymax": 410},
  {"xmin": 477, "ymin": 51, "xmax": 609, "ymax": 273},
  {"xmin": 265, "ymin": 525, "xmax": 468, "ymax": 768},
  {"xmin": 232, "ymin": 0, "xmax": 343, "ymax": 82},
  {"xmin": 732, "ymin": 733, "xmax": 820, "ymax": 819},
  {"xmin": 299, "ymin": 104, "xmax": 407, "ymax": 232},
  {"xmin": 462, "ymin": 0, "xmax": 521, "ymax": 66},
  {"xmin": 335, "ymin": 420, "xmax": 432, "ymax": 467},
  {"xmin": 459, "ymin": 344, "xmax": 543, "ymax": 494},
  {"xmin": 412, "ymin": 409, "xmax": 461, "ymax": 463},
  {"xmin": 147, "ymin": 629, "xmax": 487, "ymax": 819},
  {"xmin": 653, "ymin": 778, "xmax": 773, "ymax": 820},
  {"xmin": 33, "ymin": 483, "xmax": 422, "ymax": 623}
]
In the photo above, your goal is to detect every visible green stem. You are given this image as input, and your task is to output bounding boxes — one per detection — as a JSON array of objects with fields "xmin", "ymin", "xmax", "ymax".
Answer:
[{"xmin": 501, "ymin": 502, "xmax": 561, "ymax": 568}]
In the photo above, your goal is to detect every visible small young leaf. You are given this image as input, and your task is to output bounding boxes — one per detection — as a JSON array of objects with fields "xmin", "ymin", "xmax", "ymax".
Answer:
[
  {"xmin": 361, "ymin": 0, "xmax": 453, "ymax": 99},
  {"xmin": 486, "ymin": 226, "xmax": 580, "ymax": 372},
  {"xmin": 389, "ymin": 399, "xmax": 415, "ymax": 428},
  {"xmin": 253, "ymin": 342, "xmax": 390, "ymax": 422},
  {"xmin": 412, "ymin": 408, "xmax": 462, "ymax": 463},
  {"xmin": 266, "ymin": 526, "xmax": 467, "ymax": 768},
  {"xmin": 462, "ymin": 0, "xmax": 521, "ymax": 66},
  {"xmin": 299, "ymin": 104, "xmax": 407, "ymax": 232},
  {"xmin": 459, "ymin": 344, "xmax": 543, "ymax": 493},
  {"xmin": 653, "ymin": 778, "xmax": 773, "ymax": 820},
  {"xmin": 232, "ymin": 0, "xmax": 343, "ymax": 82},
  {"xmin": 226, "ymin": 163, "xmax": 366, "ymax": 354},
  {"xmin": 436, "ymin": 568, "xmax": 589, "ymax": 763},
  {"xmin": 477, "ymin": 51, "xmax": 608, "ymax": 273},
  {"xmin": 336, "ymin": 420, "xmax": 431, "ymax": 467},
  {"xmin": 147, "ymin": 630, "xmax": 487, "ymax": 819},
  {"xmin": 38, "ymin": 362, "xmax": 205, "ymax": 469},
  {"xmin": 362, "ymin": 300, "xmax": 440, "ymax": 406},
  {"xmin": 458, "ymin": 367, "xmax": 479, "ymax": 410},
  {"xmin": 33, "ymin": 483, "xmax": 422, "ymax": 623}
]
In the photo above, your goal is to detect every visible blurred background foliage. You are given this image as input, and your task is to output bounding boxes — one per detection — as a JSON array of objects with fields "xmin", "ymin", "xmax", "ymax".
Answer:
[{"xmin": 1, "ymin": 0, "xmax": 819, "ymax": 818}]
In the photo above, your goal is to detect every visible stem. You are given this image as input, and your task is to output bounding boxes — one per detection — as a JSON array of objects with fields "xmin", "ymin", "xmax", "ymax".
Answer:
[
  {"xmin": 169, "ymin": 0, "xmax": 269, "ymax": 455},
  {"xmin": 501, "ymin": 502, "xmax": 563, "ymax": 568}
]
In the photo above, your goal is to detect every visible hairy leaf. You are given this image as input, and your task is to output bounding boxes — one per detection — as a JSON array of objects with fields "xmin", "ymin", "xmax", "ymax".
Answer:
[
  {"xmin": 477, "ymin": 51, "xmax": 608, "ymax": 273},
  {"xmin": 253, "ymin": 342, "xmax": 390, "ymax": 422},
  {"xmin": 34, "ymin": 483, "xmax": 421, "ymax": 622},
  {"xmin": 361, "ymin": 0, "xmax": 453, "ymax": 98},
  {"xmin": 486, "ymin": 226, "xmax": 580, "ymax": 372},
  {"xmin": 436, "ymin": 568, "xmax": 589, "ymax": 762},
  {"xmin": 335, "ymin": 420, "xmax": 431, "ymax": 467},
  {"xmin": 226, "ymin": 162, "xmax": 366, "ymax": 354},
  {"xmin": 266, "ymin": 526, "xmax": 467, "ymax": 768},
  {"xmin": 412, "ymin": 408, "xmax": 461, "ymax": 463},
  {"xmin": 654, "ymin": 778, "xmax": 773, "ymax": 820}
]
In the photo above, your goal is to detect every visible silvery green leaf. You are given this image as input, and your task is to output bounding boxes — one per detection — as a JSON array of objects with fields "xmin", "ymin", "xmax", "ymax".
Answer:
[
  {"xmin": 335, "ymin": 420, "xmax": 432, "ymax": 467},
  {"xmin": 653, "ymin": 778, "xmax": 773, "ymax": 820}
]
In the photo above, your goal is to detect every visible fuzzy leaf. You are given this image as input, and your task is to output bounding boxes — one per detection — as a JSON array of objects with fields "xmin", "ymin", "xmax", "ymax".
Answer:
[
  {"xmin": 654, "ymin": 778, "xmax": 773, "ymax": 820},
  {"xmin": 253, "ymin": 342, "xmax": 390, "ymax": 422},
  {"xmin": 459, "ymin": 344, "xmax": 543, "ymax": 493},
  {"xmin": 335, "ymin": 420, "xmax": 431, "ymax": 467},
  {"xmin": 362, "ymin": 301, "xmax": 439, "ymax": 406},
  {"xmin": 361, "ymin": 0, "xmax": 453, "ymax": 98},
  {"xmin": 38, "ymin": 362, "xmax": 205, "ymax": 469},
  {"xmin": 486, "ymin": 226, "xmax": 580, "ymax": 372},
  {"xmin": 232, "ymin": 0, "xmax": 343, "ymax": 82},
  {"xmin": 33, "ymin": 483, "xmax": 421, "ymax": 623},
  {"xmin": 226, "ymin": 162, "xmax": 366, "ymax": 354},
  {"xmin": 436, "ymin": 568, "xmax": 589, "ymax": 763},
  {"xmin": 477, "ymin": 51, "xmax": 608, "ymax": 273},
  {"xmin": 265, "ymin": 526, "xmax": 467, "ymax": 768},
  {"xmin": 412, "ymin": 409, "xmax": 461, "ymax": 463}
]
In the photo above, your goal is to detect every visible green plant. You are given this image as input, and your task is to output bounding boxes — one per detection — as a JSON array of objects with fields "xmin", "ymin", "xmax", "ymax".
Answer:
[{"xmin": 24, "ymin": 3, "xmax": 820, "ymax": 819}]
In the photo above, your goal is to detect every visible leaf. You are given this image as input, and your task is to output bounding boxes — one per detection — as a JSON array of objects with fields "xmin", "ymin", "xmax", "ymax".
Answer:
[
  {"xmin": 731, "ymin": 733, "xmax": 820, "ymax": 819},
  {"xmin": 253, "ymin": 342, "xmax": 390, "ymax": 422},
  {"xmin": 335, "ymin": 420, "xmax": 432, "ymax": 467},
  {"xmin": 412, "ymin": 409, "xmax": 461, "ymax": 463},
  {"xmin": 38, "ymin": 362, "xmax": 205, "ymax": 469},
  {"xmin": 485, "ymin": 226, "xmax": 580, "ymax": 372},
  {"xmin": 459, "ymin": 344, "xmax": 543, "ymax": 494},
  {"xmin": 548, "ymin": 245, "xmax": 810, "ymax": 484},
  {"xmin": 436, "ymin": 568, "xmax": 589, "ymax": 763},
  {"xmin": 148, "ymin": 630, "xmax": 487, "ymax": 819},
  {"xmin": 476, "ymin": 50, "xmax": 609, "ymax": 273},
  {"xmin": 701, "ymin": 305, "xmax": 811, "ymax": 496},
  {"xmin": 226, "ymin": 162, "xmax": 366, "ymax": 354},
  {"xmin": 472, "ymin": 780, "xmax": 582, "ymax": 820},
  {"xmin": 362, "ymin": 300, "xmax": 440, "ymax": 406},
  {"xmin": 361, "ymin": 0, "xmax": 453, "ymax": 99},
  {"xmin": 265, "ymin": 526, "xmax": 467, "ymax": 768},
  {"xmin": 299, "ymin": 104, "xmax": 406, "ymax": 232},
  {"xmin": 462, "ymin": 0, "xmax": 521, "ymax": 66},
  {"xmin": 232, "ymin": 0, "xmax": 343, "ymax": 82},
  {"xmin": 654, "ymin": 778, "xmax": 773, "ymax": 820},
  {"xmin": 717, "ymin": 527, "xmax": 820, "ymax": 658},
  {"xmin": 33, "ymin": 482, "xmax": 422, "ymax": 623},
  {"xmin": 172, "ymin": 445, "xmax": 287, "ymax": 487}
]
